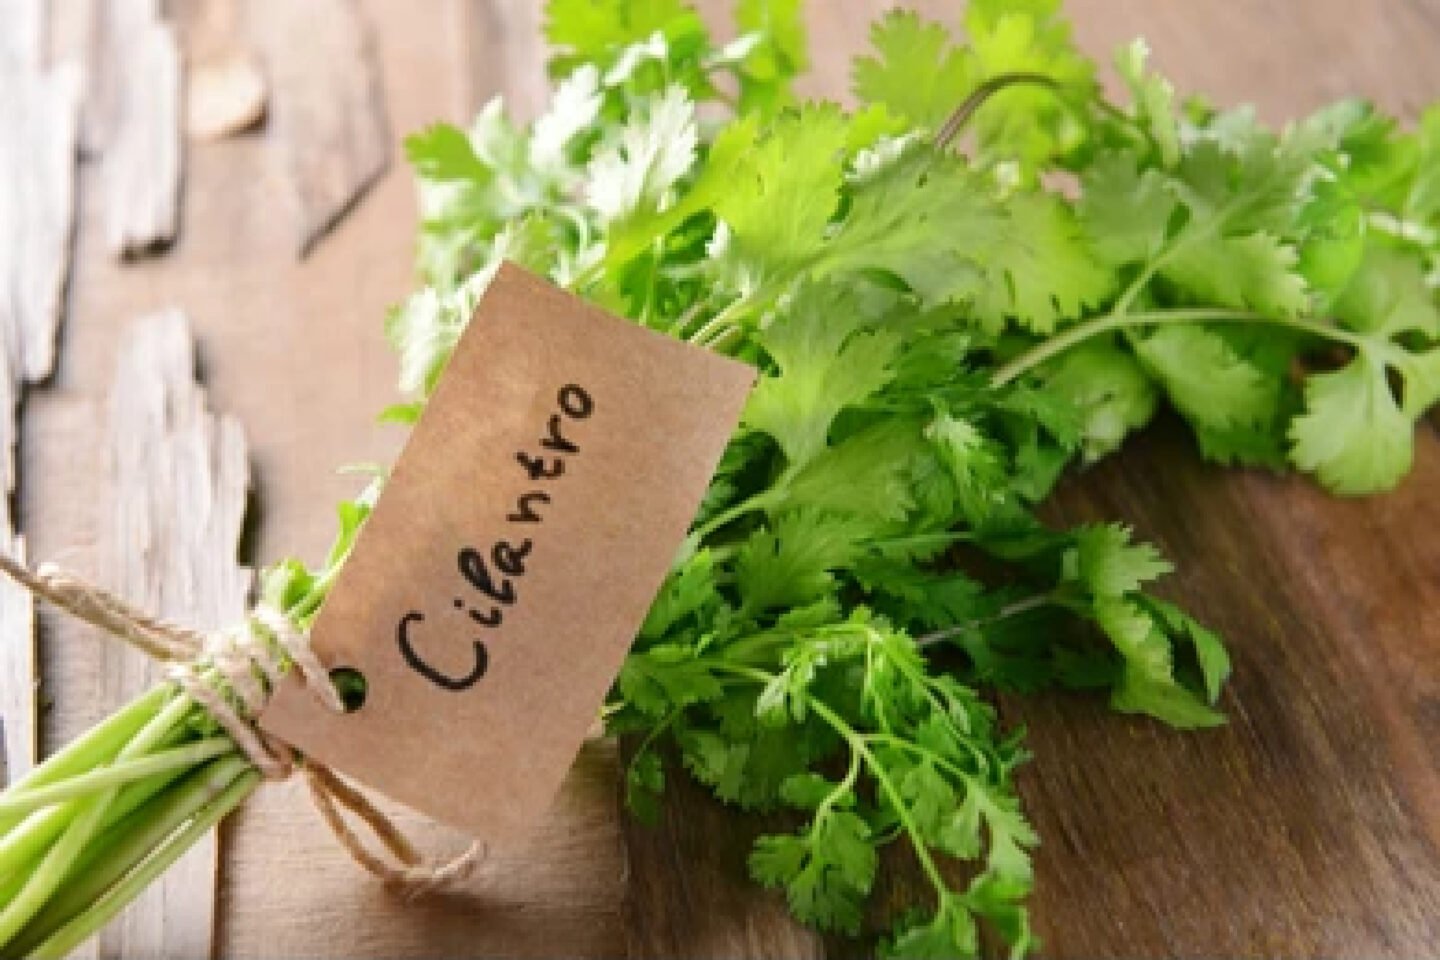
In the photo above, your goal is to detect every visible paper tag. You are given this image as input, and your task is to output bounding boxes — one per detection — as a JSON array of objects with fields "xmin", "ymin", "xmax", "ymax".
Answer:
[{"xmin": 260, "ymin": 263, "xmax": 753, "ymax": 842}]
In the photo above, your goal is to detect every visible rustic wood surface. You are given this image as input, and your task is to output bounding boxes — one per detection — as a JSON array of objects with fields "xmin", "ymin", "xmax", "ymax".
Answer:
[
  {"xmin": 0, "ymin": 0, "xmax": 80, "ymax": 785},
  {"xmin": 86, "ymin": 0, "xmax": 181, "ymax": 255},
  {"xmin": 83, "ymin": 310, "xmax": 251, "ymax": 960},
  {"xmin": 3, "ymin": 1, "xmax": 1436, "ymax": 958}
]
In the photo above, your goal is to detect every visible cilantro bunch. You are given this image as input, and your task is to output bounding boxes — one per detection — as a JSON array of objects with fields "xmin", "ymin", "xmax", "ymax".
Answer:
[{"xmin": 386, "ymin": 1, "xmax": 1440, "ymax": 956}]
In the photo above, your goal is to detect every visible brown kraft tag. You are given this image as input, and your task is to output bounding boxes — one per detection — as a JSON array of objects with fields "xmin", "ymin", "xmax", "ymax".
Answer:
[{"xmin": 260, "ymin": 262, "xmax": 754, "ymax": 843}]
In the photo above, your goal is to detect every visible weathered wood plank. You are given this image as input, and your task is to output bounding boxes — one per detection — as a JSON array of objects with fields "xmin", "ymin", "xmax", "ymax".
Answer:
[
  {"xmin": 0, "ymin": 0, "xmax": 82, "ymax": 786},
  {"xmin": 454, "ymin": 0, "xmax": 546, "ymax": 120},
  {"xmin": 620, "ymin": 742, "xmax": 824, "ymax": 960},
  {"xmin": 0, "ymin": 0, "xmax": 42, "ymax": 64},
  {"xmin": 0, "ymin": 530, "xmax": 35, "ymax": 786},
  {"xmin": 1012, "ymin": 420, "xmax": 1440, "ymax": 958},
  {"xmin": 220, "ymin": 739, "xmax": 626, "ymax": 958},
  {"xmin": 249, "ymin": 0, "xmax": 391, "ymax": 255},
  {"xmin": 90, "ymin": 309, "xmax": 251, "ymax": 960},
  {"xmin": 19, "ymin": 0, "xmax": 629, "ymax": 952},
  {"xmin": 87, "ymin": 0, "xmax": 182, "ymax": 255}
]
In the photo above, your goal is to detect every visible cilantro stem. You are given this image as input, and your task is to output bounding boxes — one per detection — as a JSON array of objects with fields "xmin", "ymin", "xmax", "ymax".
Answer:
[
  {"xmin": 0, "ymin": 739, "xmax": 237, "ymax": 819},
  {"xmin": 710, "ymin": 662, "xmax": 956, "ymax": 909},
  {"xmin": 688, "ymin": 297, "xmax": 751, "ymax": 348},
  {"xmin": 990, "ymin": 307, "xmax": 1366, "ymax": 387},
  {"xmin": 25, "ymin": 760, "xmax": 258, "ymax": 960},
  {"xmin": 804, "ymin": 698, "xmax": 954, "ymax": 904},
  {"xmin": 688, "ymin": 487, "xmax": 781, "ymax": 546},
  {"xmin": 915, "ymin": 592, "xmax": 1059, "ymax": 649},
  {"xmin": 934, "ymin": 73, "xmax": 1065, "ymax": 151}
]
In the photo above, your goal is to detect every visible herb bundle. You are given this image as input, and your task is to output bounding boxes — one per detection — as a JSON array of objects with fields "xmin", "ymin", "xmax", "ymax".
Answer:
[{"xmin": 4, "ymin": 0, "xmax": 1439, "ymax": 956}]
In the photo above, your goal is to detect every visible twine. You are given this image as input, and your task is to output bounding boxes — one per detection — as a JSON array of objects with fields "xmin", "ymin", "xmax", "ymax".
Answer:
[{"xmin": 0, "ymin": 553, "xmax": 484, "ymax": 901}]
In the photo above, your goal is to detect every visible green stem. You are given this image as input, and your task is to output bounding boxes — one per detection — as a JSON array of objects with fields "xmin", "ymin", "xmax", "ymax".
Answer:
[
  {"xmin": 0, "ymin": 796, "xmax": 113, "ymax": 947},
  {"xmin": 915, "ymin": 592, "xmax": 1059, "ymax": 649},
  {"xmin": 0, "ymin": 728, "xmax": 198, "ymax": 899},
  {"xmin": 0, "ymin": 739, "xmax": 237, "ymax": 819},
  {"xmin": 688, "ymin": 487, "xmax": 781, "ymax": 548},
  {"xmin": 687, "ymin": 297, "xmax": 752, "ymax": 349},
  {"xmin": 711, "ymin": 662, "xmax": 955, "ymax": 907},
  {"xmin": 9, "ymin": 757, "xmax": 257, "ymax": 957},
  {"xmin": 806, "ymin": 698, "xmax": 954, "ymax": 904},
  {"xmin": 0, "ymin": 690, "xmax": 200, "ymax": 948},
  {"xmin": 0, "ymin": 687, "xmax": 172, "ymax": 835},
  {"xmin": 25, "ymin": 762, "xmax": 259, "ymax": 960},
  {"xmin": 990, "ymin": 307, "xmax": 1365, "ymax": 387},
  {"xmin": 934, "ymin": 72, "xmax": 1064, "ymax": 150}
]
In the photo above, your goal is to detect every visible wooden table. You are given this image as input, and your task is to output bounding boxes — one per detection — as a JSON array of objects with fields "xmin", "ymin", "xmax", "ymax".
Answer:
[{"xmin": 3, "ymin": 1, "xmax": 1437, "ymax": 957}]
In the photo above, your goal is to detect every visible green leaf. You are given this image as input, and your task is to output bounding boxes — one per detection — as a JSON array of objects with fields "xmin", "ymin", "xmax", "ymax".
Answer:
[
  {"xmin": 1095, "ymin": 598, "xmax": 1225, "ymax": 728},
  {"xmin": 734, "ymin": 511, "xmax": 863, "ymax": 613},
  {"xmin": 1290, "ymin": 352, "xmax": 1413, "ymax": 495},
  {"xmin": 883, "ymin": 899, "xmax": 979, "ymax": 960},
  {"xmin": 750, "ymin": 811, "xmax": 878, "ymax": 934},
  {"xmin": 971, "ymin": 190, "xmax": 1115, "ymax": 333},
  {"xmin": 586, "ymin": 86, "xmax": 698, "ymax": 223},
  {"xmin": 1070, "ymin": 523, "xmax": 1172, "ymax": 598},
  {"xmin": 1079, "ymin": 152, "xmax": 1177, "ymax": 266},
  {"xmin": 404, "ymin": 124, "xmax": 491, "ymax": 182},
  {"xmin": 1115, "ymin": 40, "xmax": 1179, "ymax": 168},
  {"xmin": 852, "ymin": 11, "xmax": 974, "ymax": 131},
  {"xmin": 1038, "ymin": 339, "xmax": 1159, "ymax": 459},
  {"xmin": 1160, "ymin": 231, "xmax": 1309, "ymax": 317},
  {"xmin": 641, "ymin": 549, "xmax": 719, "ymax": 640},
  {"xmin": 545, "ymin": 0, "xmax": 704, "ymax": 67},
  {"xmin": 743, "ymin": 283, "xmax": 901, "ymax": 467},
  {"xmin": 1131, "ymin": 324, "xmax": 1280, "ymax": 431},
  {"xmin": 784, "ymin": 419, "xmax": 925, "ymax": 526},
  {"xmin": 713, "ymin": 104, "xmax": 851, "ymax": 289}
]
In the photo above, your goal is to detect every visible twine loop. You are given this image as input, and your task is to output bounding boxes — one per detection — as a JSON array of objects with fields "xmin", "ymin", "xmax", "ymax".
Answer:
[{"xmin": 0, "ymin": 554, "xmax": 484, "ymax": 901}]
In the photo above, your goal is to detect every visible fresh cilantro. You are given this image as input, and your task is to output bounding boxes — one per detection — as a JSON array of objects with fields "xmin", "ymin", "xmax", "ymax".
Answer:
[{"xmin": 348, "ymin": 2, "xmax": 1440, "ymax": 956}]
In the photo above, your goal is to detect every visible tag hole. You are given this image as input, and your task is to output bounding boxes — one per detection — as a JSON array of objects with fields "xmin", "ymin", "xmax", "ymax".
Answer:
[{"xmin": 329, "ymin": 667, "xmax": 367, "ymax": 713}]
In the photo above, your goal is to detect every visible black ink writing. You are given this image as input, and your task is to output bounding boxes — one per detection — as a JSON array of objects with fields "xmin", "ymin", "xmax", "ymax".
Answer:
[{"xmin": 399, "ymin": 383, "xmax": 594, "ymax": 691}]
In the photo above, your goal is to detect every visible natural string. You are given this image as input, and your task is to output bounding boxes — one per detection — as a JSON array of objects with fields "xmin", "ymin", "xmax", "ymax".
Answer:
[{"xmin": 0, "ymin": 553, "xmax": 484, "ymax": 902}]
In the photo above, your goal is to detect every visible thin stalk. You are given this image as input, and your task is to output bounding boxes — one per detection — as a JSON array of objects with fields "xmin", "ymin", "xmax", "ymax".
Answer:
[
  {"xmin": 805, "ymin": 696, "xmax": 954, "ymax": 904},
  {"xmin": 686, "ymin": 297, "xmax": 751, "ymax": 348},
  {"xmin": 9, "ymin": 757, "xmax": 257, "ymax": 956},
  {"xmin": 712, "ymin": 660, "xmax": 957, "ymax": 908},
  {"xmin": 25, "ymin": 763, "xmax": 259, "ymax": 960},
  {"xmin": 687, "ymin": 487, "xmax": 782, "ymax": 547},
  {"xmin": 0, "ymin": 739, "xmax": 236, "ymax": 819},
  {"xmin": 0, "ymin": 691, "xmax": 198, "ymax": 947},
  {"xmin": 915, "ymin": 592, "xmax": 1060, "ymax": 649},
  {"xmin": 0, "ymin": 725, "xmax": 198, "ymax": 896},
  {"xmin": 990, "ymin": 307, "xmax": 1366, "ymax": 387},
  {"xmin": 0, "ymin": 686, "xmax": 171, "ymax": 834},
  {"xmin": 934, "ymin": 72, "xmax": 1063, "ymax": 150},
  {"xmin": 0, "ymin": 794, "xmax": 112, "ymax": 946}
]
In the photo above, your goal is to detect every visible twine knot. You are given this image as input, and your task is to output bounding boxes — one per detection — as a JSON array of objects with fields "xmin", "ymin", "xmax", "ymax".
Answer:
[{"xmin": 0, "ymin": 554, "xmax": 483, "ymax": 901}]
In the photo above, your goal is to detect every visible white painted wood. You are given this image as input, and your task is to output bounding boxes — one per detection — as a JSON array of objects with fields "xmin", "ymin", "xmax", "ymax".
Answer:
[{"xmin": 93, "ymin": 309, "xmax": 251, "ymax": 960}]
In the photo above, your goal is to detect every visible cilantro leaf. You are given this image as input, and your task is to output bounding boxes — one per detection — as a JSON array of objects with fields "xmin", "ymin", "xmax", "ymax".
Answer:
[{"xmin": 1289, "ymin": 352, "xmax": 1413, "ymax": 495}]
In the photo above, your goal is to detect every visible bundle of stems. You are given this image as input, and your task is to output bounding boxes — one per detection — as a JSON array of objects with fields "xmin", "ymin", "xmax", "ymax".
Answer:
[{"xmin": 0, "ymin": 684, "xmax": 257, "ymax": 957}]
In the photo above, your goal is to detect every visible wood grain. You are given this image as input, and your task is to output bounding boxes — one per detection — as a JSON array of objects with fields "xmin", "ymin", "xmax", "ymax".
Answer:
[
  {"xmin": 454, "ymin": 0, "xmax": 546, "ymax": 121},
  {"xmin": 9, "ymin": 0, "xmax": 1438, "ymax": 957},
  {"xmin": 87, "ymin": 0, "xmax": 182, "ymax": 255},
  {"xmin": 1012, "ymin": 418, "xmax": 1440, "ymax": 957},
  {"xmin": 0, "ymin": 0, "xmax": 81, "ymax": 786},
  {"xmin": 20, "ymin": 0, "xmax": 629, "ymax": 954},
  {"xmin": 84, "ymin": 309, "xmax": 252, "ymax": 960},
  {"xmin": 249, "ymin": 0, "xmax": 392, "ymax": 256}
]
